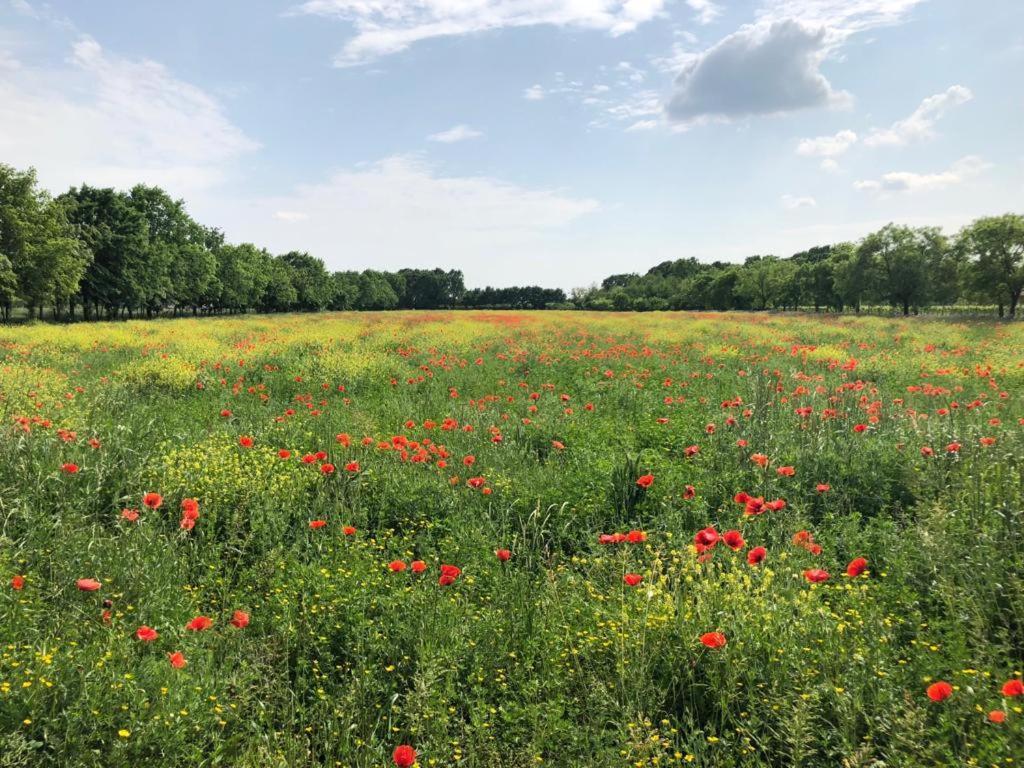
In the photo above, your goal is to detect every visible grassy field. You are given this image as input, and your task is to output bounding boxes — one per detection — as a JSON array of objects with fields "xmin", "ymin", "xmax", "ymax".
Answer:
[{"xmin": 0, "ymin": 311, "xmax": 1022, "ymax": 767}]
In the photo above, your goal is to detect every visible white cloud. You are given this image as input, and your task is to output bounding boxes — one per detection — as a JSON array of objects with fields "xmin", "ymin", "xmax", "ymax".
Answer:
[
  {"xmin": 295, "ymin": 0, "xmax": 667, "ymax": 66},
  {"xmin": 666, "ymin": 21, "xmax": 848, "ymax": 124},
  {"xmin": 756, "ymin": 0, "xmax": 929, "ymax": 38},
  {"xmin": 797, "ymin": 129, "xmax": 858, "ymax": 158},
  {"xmin": 0, "ymin": 35, "xmax": 258, "ymax": 195},
  {"xmin": 523, "ymin": 84, "xmax": 546, "ymax": 100},
  {"xmin": 854, "ymin": 155, "xmax": 989, "ymax": 194},
  {"xmin": 212, "ymin": 156, "xmax": 600, "ymax": 284},
  {"xmin": 427, "ymin": 124, "xmax": 483, "ymax": 143},
  {"xmin": 863, "ymin": 85, "xmax": 973, "ymax": 147},
  {"xmin": 781, "ymin": 193, "xmax": 817, "ymax": 209},
  {"xmin": 686, "ymin": 0, "xmax": 721, "ymax": 25},
  {"xmin": 273, "ymin": 210, "xmax": 310, "ymax": 222}
]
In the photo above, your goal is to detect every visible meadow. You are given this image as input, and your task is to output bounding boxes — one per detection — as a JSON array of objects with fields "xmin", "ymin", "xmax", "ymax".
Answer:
[{"xmin": 0, "ymin": 310, "xmax": 1022, "ymax": 768}]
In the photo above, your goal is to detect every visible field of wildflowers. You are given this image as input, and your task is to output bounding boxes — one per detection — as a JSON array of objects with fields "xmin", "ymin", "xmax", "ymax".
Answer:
[{"xmin": 1, "ymin": 310, "xmax": 1022, "ymax": 767}]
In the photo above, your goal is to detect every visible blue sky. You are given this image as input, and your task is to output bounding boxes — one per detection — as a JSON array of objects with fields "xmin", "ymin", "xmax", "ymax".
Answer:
[{"xmin": 1, "ymin": 0, "xmax": 1021, "ymax": 290}]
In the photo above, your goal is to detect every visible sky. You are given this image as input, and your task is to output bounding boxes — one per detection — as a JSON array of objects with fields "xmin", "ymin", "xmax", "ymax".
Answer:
[{"xmin": 0, "ymin": 0, "xmax": 1022, "ymax": 291}]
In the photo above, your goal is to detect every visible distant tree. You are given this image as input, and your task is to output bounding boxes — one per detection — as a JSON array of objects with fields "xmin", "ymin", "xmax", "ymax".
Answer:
[
  {"xmin": 831, "ymin": 241, "xmax": 872, "ymax": 313},
  {"xmin": 958, "ymin": 214, "xmax": 1024, "ymax": 317},
  {"xmin": 280, "ymin": 251, "xmax": 332, "ymax": 310},
  {"xmin": 358, "ymin": 270, "xmax": 399, "ymax": 310},
  {"xmin": 259, "ymin": 257, "xmax": 299, "ymax": 312},
  {"xmin": 0, "ymin": 252, "xmax": 18, "ymax": 321},
  {"xmin": 329, "ymin": 271, "xmax": 361, "ymax": 310},
  {"xmin": 737, "ymin": 256, "xmax": 783, "ymax": 310},
  {"xmin": 860, "ymin": 224, "xmax": 942, "ymax": 315},
  {"xmin": 216, "ymin": 243, "xmax": 272, "ymax": 312}
]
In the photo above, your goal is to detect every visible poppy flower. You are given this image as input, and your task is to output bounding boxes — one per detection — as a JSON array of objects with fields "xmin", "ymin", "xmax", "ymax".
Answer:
[
  {"xmin": 320, "ymin": 463, "xmax": 335, "ymax": 475},
  {"xmin": 345, "ymin": 461, "xmax": 360, "ymax": 472},
  {"xmin": 803, "ymin": 568, "xmax": 830, "ymax": 584},
  {"xmin": 392, "ymin": 745, "xmax": 417, "ymax": 767},
  {"xmin": 136, "ymin": 625, "xmax": 158, "ymax": 642},
  {"xmin": 815, "ymin": 483, "xmax": 831, "ymax": 493},
  {"xmin": 11, "ymin": 575, "xmax": 25, "ymax": 590},
  {"xmin": 121, "ymin": 508, "xmax": 140, "ymax": 522},
  {"xmin": 61, "ymin": 463, "xmax": 79, "ymax": 474},
  {"xmin": 77, "ymin": 578, "xmax": 101, "ymax": 592},
  {"xmin": 168, "ymin": 652, "xmax": 187, "ymax": 669},
  {"xmin": 309, "ymin": 520, "xmax": 327, "ymax": 529},
  {"xmin": 683, "ymin": 485, "xmax": 696, "ymax": 499},
  {"xmin": 846, "ymin": 557, "xmax": 868, "ymax": 578},
  {"xmin": 1002, "ymin": 679, "xmax": 1024, "ymax": 697},
  {"xmin": 278, "ymin": 449, "xmax": 292, "ymax": 459},
  {"xmin": 342, "ymin": 525, "xmax": 356, "ymax": 536},
  {"xmin": 186, "ymin": 616, "xmax": 213, "ymax": 632},
  {"xmin": 388, "ymin": 560, "xmax": 407, "ymax": 573},
  {"xmin": 945, "ymin": 442, "xmax": 961, "ymax": 453},
  {"xmin": 411, "ymin": 560, "xmax": 427, "ymax": 574},
  {"xmin": 927, "ymin": 681, "xmax": 953, "ymax": 702},
  {"xmin": 776, "ymin": 466, "xmax": 795, "ymax": 477},
  {"xmin": 142, "ymin": 492, "xmax": 163, "ymax": 510},
  {"xmin": 220, "ymin": 409, "xmax": 232, "ymax": 418},
  {"xmin": 988, "ymin": 710, "xmax": 1006, "ymax": 723},
  {"xmin": 438, "ymin": 564, "xmax": 461, "ymax": 586},
  {"xmin": 636, "ymin": 474, "xmax": 654, "ymax": 488},
  {"xmin": 495, "ymin": 549, "xmax": 511, "ymax": 562},
  {"xmin": 723, "ymin": 530, "xmax": 745, "ymax": 551},
  {"xmin": 181, "ymin": 498, "xmax": 199, "ymax": 517},
  {"xmin": 230, "ymin": 610, "xmax": 250, "ymax": 629},
  {"xmin": 239, "ymin": 436, "xmax": 254, "ymax": 448},
  {"xmin": 623, "ymin": 573, "xmax": 643, "ymax": 587},
  {"xmin": 700, "ymin": 632, "xmax": 727, "ymax": 649},
  {"xmin": 625, "ymin": 530, "xmax": 647, "ymax": 544},
  {"xmin": 694, "ymin": 527, "xmax": 719, "ymax": 549},
  {"xmin": 747, "ymin": 546, "xmax": 767, "ymax": 566},
  {"xmin": 683, "ymin": 445, "xmax": 700, "ymax": 458},
  {"xmin": 853, "ymin": 424, "xmax": 868, "ymax": 433}
]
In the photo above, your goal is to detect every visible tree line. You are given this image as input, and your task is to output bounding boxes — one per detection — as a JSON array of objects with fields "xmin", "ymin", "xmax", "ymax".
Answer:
[
  {"xmin": 576, "ymin": 216, "xmax": 1024, "ymax": 317},
  {"xmin": 2, "ymin": 162, "xmax": 1022, "ymax": 321},
  {"xmin": 0, "ymin": 164, "xmax": 567, "ymax": 321}
]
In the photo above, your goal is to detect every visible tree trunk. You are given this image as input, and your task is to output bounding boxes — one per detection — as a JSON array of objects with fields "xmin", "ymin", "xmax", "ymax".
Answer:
[{"xmin": 902, "ymin": 299, "xmax": 909, "ymax": 316}]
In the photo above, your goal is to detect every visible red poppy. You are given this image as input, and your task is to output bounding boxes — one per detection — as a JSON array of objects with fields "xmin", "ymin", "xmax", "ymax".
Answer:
[
  {"xmin": 278, "ymin": 449, "xmax": 292, "ymax": 459},
  {"xmin": 345, "ymin": 460, "xmax": 360, "ymax": 472},
  {"xmin": 776, "ymin": 466, "xmax": 795, "ymax": 477},
  {"xmin": 309, "ymin": 520, "xmax": 327, "ymax": 529},
  {"xmin": 747, "ymin": 546, "xmax": 767, "ymax": 565},
  {"xmin": 142, "ymin": 492, "xmax": 163, "ymax": 510},
  {"xmin": 168, "ymin": 652, "xmax": 187, "ymax": 669},
  {"xmin": 495, "ymin": 549, "xmax": 511, "ymax": 562},
  {"xmin": 853, "ymin": 424, "xmax": 868, "ymax": 433},
  {"xmin": 988, "ymin": 710, "xmax": 1006, "ymax": 723},
  {"xmin": 61, "ymin": 463, "xmax": 79, "ymax": 474},
  {"xmin": 625, "ymin": 530, "xmax": 647, "ymax": 544},
  {"xmin": 623, "ymin": 573, "xmax": 643, "ymax": 587},
  {"xmin": 342, "ymin": 525, "xmax": 357, "ymax": 536},
  {"xmin": 845, "ymin": 557, "xmax": 868, "ymax": 577},
  {"xmin": 694, "ymin": 527, "xmax": 719, "ymax": 550},
  {"xmin": 11, "ymin": 575, "xmax": 25, "ymax": 590},
  {"xmin": 945, "ymin": 442, "xmax": 961, "ymax": 453},
  {"xmin": 438, "ymin": 564, "xmax": 461, "ymax": 586},
  {"xmin": 181, "ymin": 498, "xmax": 199, "ymax": 517},
  {"xmin": 220, "ymin": 409, "xmax": 232, "ymax": 418},
  {"xmin": 723, "ymin": 530, "xmax": 745, "ymax": 551},
  {"xmin": 1002, "ymin": 679, "xmax": 1024, "ymax": 697},
  {"xmin": 700, "ymin": 632, "xmax": 727, "ymax": 649},
  {"xmin": 683, "ymin": 485, "xmax": 696, "ymax": 499},
  {"xmin": 751, "ymin": 453, "xmax": 769, "ymax": 468},
  {"xmin": 320, "ymin": 463, "xmax": 335, "ymax": 475},
  {"xmin": 76, "ymin": 578, "xmax": 101, "ymax": 592},
  {"xmin": 815, "ymin": 483, "xmax": 831, "ymax": 493},
  {"xmin": 803, "ymin": 568, "xmax": 830, "ymax": 584},
  {"xmin": 230, "ymin": 610, "xmax": 250, "ymax": 629},
  {"xmin": 136, "ymin": 625, "xmax": 159, "ymax": 642},
  {"xmin": 392, "ymin": 745, "xmax": 417, "ymax": 767},
  {"xmin": 185, "ymin": 615, "xmax": 213, "ymax": 632},
  {"xmin": 388, "ymin": 560, "xmax": 407, "ymax": 573},
  {"xmin": 927, "ymin": 681, "xmax": 953, "ymax": 702},
  {"xmin": 238, "ymin": 435, "xmax": 254, "ymax": 448},
  {"xmin": 121, "ymin": 508, "xmax": 140, "ymax": 522},
  {"xmin": 411, "ymin": 560, "xmax": 427, "ymax": 574},
  {"xmin": 636, "ymin": 474, "xmax": 654, "ymax": 488}
]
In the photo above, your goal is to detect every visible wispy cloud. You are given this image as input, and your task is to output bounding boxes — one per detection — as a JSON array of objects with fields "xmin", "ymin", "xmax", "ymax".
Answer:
[
  {"xmin": 854, "ymin": 155, "xmax": 990, "ymax": 194},
  {"xmin": 864, "ymin": 85, "xmax": 973, "ymax": 147},
  {"xmin": 427, "ymin": 124, "xmax": 483, "ymax": 143}
]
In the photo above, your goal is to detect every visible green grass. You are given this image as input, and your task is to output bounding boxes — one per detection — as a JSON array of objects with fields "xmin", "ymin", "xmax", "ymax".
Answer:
[{"xmin": 0, "ymin": 310, "xmax": 1022, "ymax": 767}]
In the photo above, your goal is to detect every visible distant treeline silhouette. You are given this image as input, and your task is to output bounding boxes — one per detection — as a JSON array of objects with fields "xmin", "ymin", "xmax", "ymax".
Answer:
[{"xmin": 2, "ymin": 163, "xmax": 1022, "ymax": 321}]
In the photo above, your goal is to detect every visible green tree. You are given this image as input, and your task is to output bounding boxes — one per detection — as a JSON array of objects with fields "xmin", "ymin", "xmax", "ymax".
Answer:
[
  {"xmin": 216, "ymin": 243, "xmax": 272, "ymax": 312},
  {"xmin": 860, "ymin": 224, "xmax": 945, "ymax": 315},
  {"xmin": 358, "ymin": 270, "xmax": 399, "ymax": 310},
  {"xmin": 958, "ymin": 214, "xmax": 1024, "ymax": 317}
]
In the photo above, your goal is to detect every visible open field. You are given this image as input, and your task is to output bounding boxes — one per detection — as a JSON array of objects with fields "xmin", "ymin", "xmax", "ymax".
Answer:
[{"xmin": 1, "ymin": 311, "xmax": 1023, "ymax": 767}]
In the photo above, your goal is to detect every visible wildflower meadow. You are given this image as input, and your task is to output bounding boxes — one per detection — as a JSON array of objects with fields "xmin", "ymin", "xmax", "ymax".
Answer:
[{"xmin": 1, "ymin": 310, "xmax": 1022, "ymax": 768}]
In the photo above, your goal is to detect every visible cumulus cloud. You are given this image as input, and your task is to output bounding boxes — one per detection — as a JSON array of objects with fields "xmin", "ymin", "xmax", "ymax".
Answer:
[
  {"xmin": 666, "ymin": 21, "xmax": 847, "ymax": 124},
  {"xmin": 0, "ymin": 35, "xmax": 258, "ymax": 194},
  {"xmin": 864, "ymin": 85, "xmax": 973, "ymax": 147},
  {"xmin": 796, "ymin": 129, "xmax": 857, "ymax": 169},
  {"xmin": 295, "ymin": 0, "xmax": 668, "ymax": 65},
  {"xmin": 854, "ymin": 155, "xmax": 989, "ymax": 193},
  {"xmin": 523, "ymin": 84, "xmax": 546, "ymax": 100},
  {"xmin": 427, "ymin": 124, "xmax": 483, "ymax": 143},
  {"xmin": 781, "ymin": 194, "xmax": 817, "ymax": 209}
]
